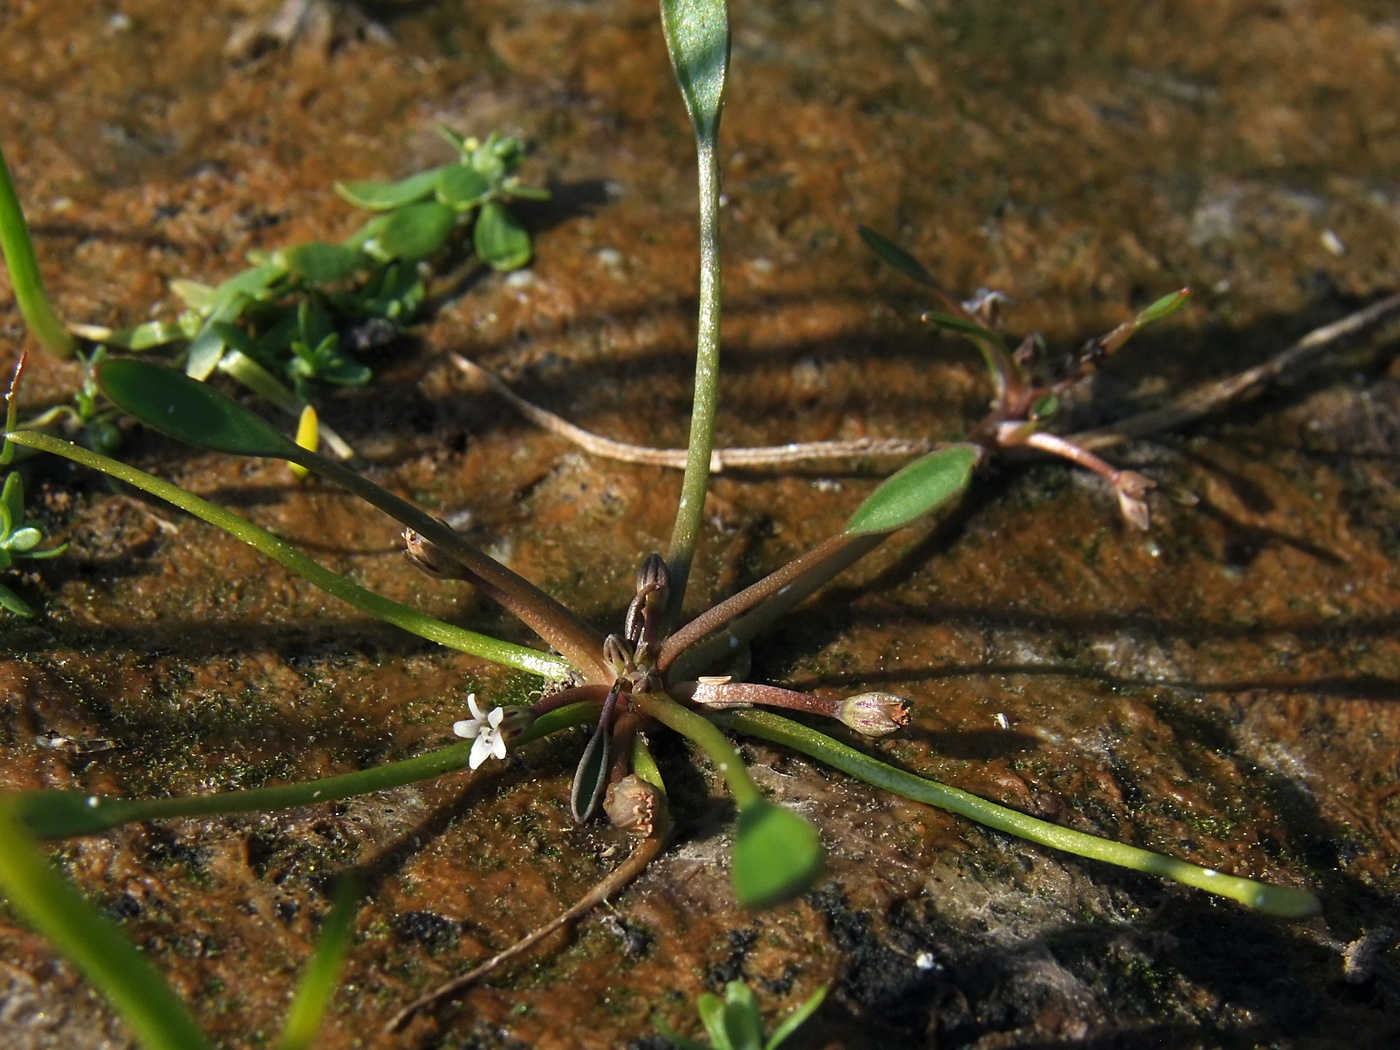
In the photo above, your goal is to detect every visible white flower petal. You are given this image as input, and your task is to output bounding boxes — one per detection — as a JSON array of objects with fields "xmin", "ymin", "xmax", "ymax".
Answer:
[
  {"xmin": 488, "ymin": 707, "xmax": 506, "ymax": 729},
  {"xmin": 490, "ymin": 732, "xmax": 508, "ymax": 761},
  {"xmin": 469, "ymin": 733, "xmax": 494, "ymax": 769},
  {"xmin": 466, "ymin": 693, "xmax": 485, "ymax": 720},
  {"xmin": 452, "ymin": 719, "xmax": 480, "ymax": 739}
]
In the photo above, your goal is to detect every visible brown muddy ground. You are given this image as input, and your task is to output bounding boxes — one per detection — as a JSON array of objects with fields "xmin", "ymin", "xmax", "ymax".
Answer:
[{"xmin": 2, "ymin": 1, "xmax": 1399, "ymax": 1048}]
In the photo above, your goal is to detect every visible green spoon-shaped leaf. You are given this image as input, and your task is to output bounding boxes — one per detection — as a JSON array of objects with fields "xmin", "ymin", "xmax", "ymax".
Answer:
[
  {"xmin": 436, "ymin": 164, "xmax": 491, "ymax": 209},
  {"xmin": 334, "ymin": 168, "xmax": 443, "ymax": 210},
  {"xmin": 661, "ymin": 0, "xmax": 731, "ymax": 143},
  {"xmin": 731, "ymin": 799, "xmax": 822, "ymax": 909},
  {"xmin": 473, "ymin": 200, "xmax": 532, "ymax": 271},
  {"xmin": 370, "ymin": 200, "xmax": 457, "ymax": 262},
  {"xmin": 275, "ymin": 241, "xmax": 368, "ymax": 283},
  {"xmin": 845, "ymin": 444, "xmax": 980, "ymax": 537},
  {"xmin": 97, "ymin": 358, "xmax": 298, "ymax": 459}
]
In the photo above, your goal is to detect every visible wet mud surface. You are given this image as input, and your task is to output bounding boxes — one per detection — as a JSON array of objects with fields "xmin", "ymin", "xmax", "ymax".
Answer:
[{"xmin": 2, "ymin": 1, "xmax": 1399, "ymax": 1047}]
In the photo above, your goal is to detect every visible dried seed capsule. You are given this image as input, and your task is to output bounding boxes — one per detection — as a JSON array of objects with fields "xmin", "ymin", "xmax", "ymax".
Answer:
[
  {"xmin": 837, "ymin": 692, "xmax": 911, "ymax": 737},
  {"xmin": 605, "ymin": 774, "xmax": 666, "ymax": 836}
]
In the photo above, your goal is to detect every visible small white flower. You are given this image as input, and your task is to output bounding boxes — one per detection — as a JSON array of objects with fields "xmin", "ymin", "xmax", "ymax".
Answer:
[{"xmin": 452, "ymin": 693, "xmax": 508, "ymax": 770}]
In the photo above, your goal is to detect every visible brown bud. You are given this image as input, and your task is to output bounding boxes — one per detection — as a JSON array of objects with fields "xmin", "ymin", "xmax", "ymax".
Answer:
[
  {"xmin": 604, "ymin": 774, "xmax": 666, "ymax": 836},
  {"xmin": 403, "ymin": 525, "xmax": 467, "ymax": 579},
  {"xmin": 838, "ymin": 692, "xmax": 911, "ymax": 737}
]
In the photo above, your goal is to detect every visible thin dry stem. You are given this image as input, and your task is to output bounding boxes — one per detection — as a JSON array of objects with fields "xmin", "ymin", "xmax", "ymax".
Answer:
[
  {"xmin": 384, "ymin": 823, "xmax": 668, "ymax": 1034},
  {"xmin": 450, "ymin": 353, "xmax": 931, "ymax": 468},
  {"xmin": 452, "ymin": 294, "xmax": 1400, "ymax": 468},
  {"xmin": 1071, "ymin": 291, "xmax": 1400, "ymax": 451}
]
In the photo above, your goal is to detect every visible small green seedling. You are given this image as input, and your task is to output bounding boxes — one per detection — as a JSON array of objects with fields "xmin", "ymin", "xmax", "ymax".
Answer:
[
  {"xmin": 657, "ymin": 981, "xmax": 827, "ymax": 1050},
  {"xmin": 0, "ymin": 469, "xmax": 65, "ymax": 616},
  {"xmin": 5, "ymin": 125, "xmax": 546, "ymax": 460}
]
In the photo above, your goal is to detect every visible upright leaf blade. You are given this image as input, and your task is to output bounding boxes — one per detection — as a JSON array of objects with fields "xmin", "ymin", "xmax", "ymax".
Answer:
[
  {"xmin": 276, "ymin": 880, "xmax": 358, "ymax": 1050},
  {"xmin": 0, "ymin": 803, "xmax": 213, "ymax": 1050},
  {"xmin": 97, "ymin": 358, "xmax": 299, "ymax": 459},
  {"xmin": 844, "ymin": 444, "xmax": 980, "ymax": 536},
  {"xmin": 661, "ymin": 0, "xmax": 731, "ymax": 143},
  {"xmin": 731, "ymin": 799, "xmax": 822, "ymax": 909}
]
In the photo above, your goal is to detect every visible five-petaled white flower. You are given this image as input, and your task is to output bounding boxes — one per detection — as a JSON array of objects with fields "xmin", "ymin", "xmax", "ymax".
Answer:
[{"xmin": 452, "ymin": 693, "xmax": 508, "ymax": 770}]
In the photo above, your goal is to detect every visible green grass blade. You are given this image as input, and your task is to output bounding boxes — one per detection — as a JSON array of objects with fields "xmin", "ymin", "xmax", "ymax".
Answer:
[
  {"xmin": 660, "ymin": 0, "xmax": 731, "ymax": 628},
  {"xmin": 722, "ymin": 709, "xmax": 1322, "ymax": 918},
  {"xmin": 0, "ymin": 140, "xmax": 76, "ymax": 357},
  {"xmin": 4, "ymin": 431, "xmax": 572, "ymax": 679},
  {"xmin": 276, "ymin": 879, "xmax": 358, "ymax": 1050},
  {"xmin": 764, "ymin": 984, "xmax": 827, "ymax": 1050},
  {"xmin": 90, "ymin": 360, "xmax": 608, "ymax": 680},
  {"xmin": 0, "ymin": 802, "xmax": 213, "ymax": 1050},
  {"xmin": 14, "ymin": 704, "xmax": 600, "ymax": 842}
]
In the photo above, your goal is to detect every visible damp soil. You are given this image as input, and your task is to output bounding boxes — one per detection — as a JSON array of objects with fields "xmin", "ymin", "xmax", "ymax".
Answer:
[{"xmin": 2, "ymin": 1, "xmax": 1400, "ymax": 1048}]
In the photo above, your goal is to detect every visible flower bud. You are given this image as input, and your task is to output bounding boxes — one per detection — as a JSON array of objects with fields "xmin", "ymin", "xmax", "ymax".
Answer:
[
  {"xmin": 605, "ymin": 774, "xmax": 666, "ymax": 836},
  {"xmin": 838, "ymin": 692, "xmax": 911, "ymax": 737}
]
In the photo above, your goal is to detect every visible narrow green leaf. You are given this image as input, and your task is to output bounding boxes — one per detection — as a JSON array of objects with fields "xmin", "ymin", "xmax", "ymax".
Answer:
[
  {"xmin": 169, "ymin": 278, "xmax": 216, "ymax": 311},
  {"xmin": 0, "ymin": 141, "xmax": 77, "ymax": 357},
  {"xmin": 0, "ymin": 582, "xmax": 35, "ymax": 616},
  {"xmin": 696, "ymin": 992, "xmax": 732, "ymax": 1050},
  {"xmin": 723, "ymin": 708, "xmax": 1324, "ymax": 920},
  {"xmin": 435, "ymin": 124, "xmax": 470, "ymax": 156},
  {"xmin": 661, "ymin": 0, "xmax": 731, "ymax": 143},
  {"xmin": 213, "ymin": 261, "xmax": 287, "ymax": 303},
  {"xmin": 722, "ymin": 982, "xmax": 763, "ymax": 1050},
  {"xmin": 473, "ymin": 200, "xmax": 531, "ymax": 271},
  {"xmin": 731, "ymin": 800, "xmax": 822, "ymax": 909},
  {"xmin": 1098, "ymin": 287, "xmax": 1192, "ymax": 357},
  {"xmin": 921, "ymin": 310, "xmax": 1002, "ymax": 343},
  {"xmin": 1, "ymin": 471, "xmax": 22, "ymax": 533},
  {"xmin": 435, "ymin": 164, "xmax": 490, "ymax": 208},
  {"xmin": 857, "ymin": 225, "xmax": 936, "ymax": 287},
  {"xmin": 763, "ymin": 985, "xmax": 827, "ymax": 1050},
  {"xmin": 505, "ymin": 184, "xmax": 552, "ymax": 202},
  {"xmin": 369, "ymin": 200, "xmax": 456, "ymax": 261},
  {"xmin": 97, "ymin": 358, "xmax": 298, "ymax": 459},
  {"xmin": 0, "ymin": 803, "xmax": 213, "ymax": 1050},
  {"xmin": 570, "ymin": 716, "xmax": 612, "ymax": 824},
  {"xmin": 4, "ymin": 431, "xmax": 578, "ymax": 678},
  {"xmin": 185, "ymin": 319, "xmax": 230, "ymax": 381},
  {"xmin": 275, "ymin": 241, "xmax": 368, "ymax": 283},
  {"xmin": 844, "ymin": 444, "xmax": 979, "ymax": 536},
  {"xmin": 1137, "ymin": 287, "xmax": 1191, "ymax": 325},
  {"xmin": 276, "ymin": 880, "xmax": 358, "ymax": 1050},
  {"xmin": 334, "ymin": 168, "xmax": 443, "ymax": 210}
]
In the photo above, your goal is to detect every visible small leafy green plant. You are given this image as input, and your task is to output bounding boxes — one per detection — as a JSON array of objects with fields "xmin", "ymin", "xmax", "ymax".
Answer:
[
  {"xmin": 0, "ymin": 468, "xmax": 66, "ymax": 616},
  {"xmin": 4, "ymin": 123, "xmax": 544, "ymax": 460},
  {"xmin": 656, "ymin": 980, "xmax": 827, "ymax": 1050}
]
